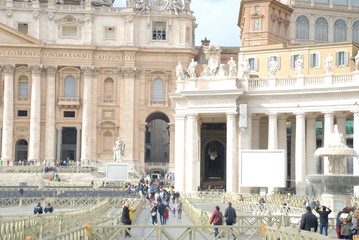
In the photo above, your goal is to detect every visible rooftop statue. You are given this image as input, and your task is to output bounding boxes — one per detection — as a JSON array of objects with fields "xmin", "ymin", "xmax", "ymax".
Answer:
[{"xmin": 203, "ymin": 44, "xmax": 221, "ymax": 76}]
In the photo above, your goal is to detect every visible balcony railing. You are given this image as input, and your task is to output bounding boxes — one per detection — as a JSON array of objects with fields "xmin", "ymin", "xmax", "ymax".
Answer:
[{"xmin": 57, "ymin": 97, "xmax": 80, "ymax": 108}]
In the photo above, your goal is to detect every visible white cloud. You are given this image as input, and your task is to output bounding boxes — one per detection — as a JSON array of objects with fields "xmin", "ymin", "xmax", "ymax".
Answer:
[{"xmin": 113, "ymin": 0, "xmax": 242, "ymax": 46}]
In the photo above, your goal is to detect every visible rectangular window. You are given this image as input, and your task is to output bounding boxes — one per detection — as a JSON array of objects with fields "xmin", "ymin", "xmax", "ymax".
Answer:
[
  {"xmin": 64, "ymin": 111, "xmax": 75, "ymax": 118},
  {"xmin": 290, "ymin": 54, "xmax": 302, "ymax": 68},
  {"xmin": 248, "ymin": 57, "xmax": 258, "ymax": 71},
  {"xmin": 336, "ymin": 51, "xmax": 349, "ymax": 66},
  {"xmin": 152, "ymin": 22, "xmax": 166, "ymax": 40},
  {"xmin": 104, "ymin": 27, "xmax": 115, "ymax": 40},
  {"xmin": 310, "ymin": 52, "xmax": 321, "ymax": 68},
  {"xmin": 19, "ymin": 82, "xmax": 28, "ymax": 97},
  {"xmin": 18, "ymin": 23, "xmax": 29, "ymax": 35},
  {"xmin": 18, "ymin": 110, "xmax": 28, "ymax": 117},
  {"xmin": 62, "ymin": 26, "xmax": 77, "ymax": 37}
]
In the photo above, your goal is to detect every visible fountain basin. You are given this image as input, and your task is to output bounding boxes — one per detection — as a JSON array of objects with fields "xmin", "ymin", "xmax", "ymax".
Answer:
[{"xmin": 307, "ymin": 174, "xmax": 359, "ymax": 195}]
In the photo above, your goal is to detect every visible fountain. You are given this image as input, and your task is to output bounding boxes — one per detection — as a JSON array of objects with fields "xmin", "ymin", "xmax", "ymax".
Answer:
[{"xmin": 307, "ymin": 125, "xmax": 359, "ymax": 211}]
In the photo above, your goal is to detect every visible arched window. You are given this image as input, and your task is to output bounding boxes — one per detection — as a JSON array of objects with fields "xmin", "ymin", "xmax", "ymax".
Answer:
[
  {"xmin": 334, "ymin": 19, "xmax": 347, "ymax": 42},
  {"xmin": 152, "ymin": 78, "xmax": 164, "ymax": 101},
  {"xmin": 104, "ymin": 78, "xmax": 114, "ymax": 98},
  {"xmin": 353, "ymin": 20, "xmax": 359, "ymax": 43},
  {"xmin": 18, "ymin": 75, "xmax": 28, "ymax": 97},
  {"xmin": 315, "ymin": 17, "xmax": 328, "ymax": 42},
  {"xmin": 64, "ymin": 76, "xmax": 76, "ymax": 97},
  {"xmin": 103, "ymin": 131, "xmax": 113, "ymax": 152},
  {"xmin": 296, "ymin": 15, "xmax": 309, "ymax": 40}
]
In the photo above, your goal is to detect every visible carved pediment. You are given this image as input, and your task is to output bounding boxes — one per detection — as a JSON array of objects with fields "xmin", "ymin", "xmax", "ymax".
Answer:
[
  {"xmin": 0, "ymin": 23, "xmax": 43, "ymax": 45},
  {"xmin": 250, "ymin": 12, "xmax": 264, "ymax": 18}
]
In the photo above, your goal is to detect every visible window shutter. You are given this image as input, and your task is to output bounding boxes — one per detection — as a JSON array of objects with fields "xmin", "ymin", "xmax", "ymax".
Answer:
[
  {"xmin": 291, "ymin": 55, "xmax": 295, "ymax": 69},
  {"xmin": 317, "ymin": 53, "xmax": 321, "ymax": 68},
  {"xmin": 277, "ymin": 56, "xmax": 281, "ymax": 70},
  {"xmin": 310, "ymin": 53, "xmax": 314, "ymax": 68},
  {"xmin": 344, "ymin": 51, "xmax": 349, "ymax": 66},
  {"xmin": 254, "ymin": 58, "xmax": 258, "ymax": 71},
  {"xmin": 336, "ymin": 52, "xmax": 340, "ymax": 66},
  {"xmin": 267, "ymin": 56, "xmax": 271, "ymax": 71}
]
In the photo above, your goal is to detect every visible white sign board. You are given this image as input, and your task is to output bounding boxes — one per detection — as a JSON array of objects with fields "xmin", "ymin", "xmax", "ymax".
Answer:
[
  {"xmin": 241, "ymin": 150, "xmax": 286, "ymax": 188},
  {"xmin": 106, "ymin": 163, "xmax": 129, "ymax": 181}
]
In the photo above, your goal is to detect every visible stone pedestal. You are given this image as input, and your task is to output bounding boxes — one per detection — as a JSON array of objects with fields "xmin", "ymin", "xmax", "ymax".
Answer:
[{"xmin": 321, "ymin": 194, "xmax": 352, "ymax": 213}]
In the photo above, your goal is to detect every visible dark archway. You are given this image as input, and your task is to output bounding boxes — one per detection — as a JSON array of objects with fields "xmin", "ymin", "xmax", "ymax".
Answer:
[
  {"xmin": 204, "ymin": 141, "xmax": 225, "ymax": 179},
  {"xmin": 15, "ymin": 139, "xmax": 28, "ymax": 163},
  {"xmin": 61, "ymin": 127, "xmax": 77, "ymax": 162},
  {"xmin": 145, "ymin": 112, "xmax": 170, "ymax": 164}
]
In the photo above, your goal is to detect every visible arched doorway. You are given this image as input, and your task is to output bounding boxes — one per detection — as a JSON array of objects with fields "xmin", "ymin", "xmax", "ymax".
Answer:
[
  {"xmin": 15, "ymin": 139, "xmax": 28, "ymax": 164},
  {"xmin": 145, "ymin": 112, "xmax": 170, "ymax": 175},
  {"xmin": 204, "ymin": 141, "xmax": 225, "ymax": 179}
]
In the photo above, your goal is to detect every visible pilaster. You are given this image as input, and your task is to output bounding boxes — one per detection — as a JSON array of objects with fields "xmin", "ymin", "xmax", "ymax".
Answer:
[
  {"xmin": 28, "ymin": 64, "xmax": 42, "ymax": 162},
  {"xmin": 226, "ymin": 113, "xmax": 237, "ymax": 193},
  {"xmin": 81, "ymin": 66, "xmax": 95, "ymax": 163},
  {"xmin": 306, "ymin": 114, "xmax": 317, "ymax": 175},
  {"xmin": 44, "ymin": 65, "xmax": 57, "ymax": 162},
  {"xmin": 268, "ymin": 113, "xmax": 278, "ymax": 150},
  {"xmin": 174, "ymin": 114, "xmax": 185, "ymax": 192},
  {"xmin": 1, "ymin": 64, "xmax": 15, "ymax": 163},
  {"xmin": 295, "ymin": 112, "xmax": 306, "ymax": 195},
  {"xmin": 168, "ymin": 122, "xmax": 175, "ymax": 172}
]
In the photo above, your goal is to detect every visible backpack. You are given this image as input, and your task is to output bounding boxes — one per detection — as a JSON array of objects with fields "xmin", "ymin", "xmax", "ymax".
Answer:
[
  {"xmin": 216, "ymin": 213, "xmax": 223, "ymax": 224},
  {"xmin": 341, "ymin": 223, "xmax": 350, "ymax": 236}
]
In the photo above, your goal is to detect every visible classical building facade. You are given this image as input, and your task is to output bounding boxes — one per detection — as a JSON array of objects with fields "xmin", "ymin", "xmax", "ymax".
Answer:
[
  {"xmin": 0, "ymin": 0, "xmax": 196, "ymax": 174},
  {"xmin": 171, "ymin": 0, "xmax": 359, "ymax": 194}
]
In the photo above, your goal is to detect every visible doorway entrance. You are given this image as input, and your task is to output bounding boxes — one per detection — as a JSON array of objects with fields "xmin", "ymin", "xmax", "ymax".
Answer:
[
  {"xmin": 61, "ymin": 127, "xmax": 77, "ymax": 163},
  {"xmin": 15, "ymin": 139, "xmax": 28, "ymax": 164}
]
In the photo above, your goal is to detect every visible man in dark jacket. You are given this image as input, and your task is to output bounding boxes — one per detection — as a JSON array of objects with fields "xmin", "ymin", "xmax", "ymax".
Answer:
[
  {"xmin": 315, "ymin": 205, "xmax": 332, "ymax": 236},
  {"xmin": 224, "ymin": 202, "xmax": 237, "ymax": 225},
  {"xmin": 121, "ymin": 203, "xmax": 131, "ymax": 237},
  {"xmin": 34, "ymin": 203, "xmax": 43, "ymax": 215},
  {"xmin": 300, "ymin": 206, "xmax": 318, "ymax": 232},
  {"xmin": 158, "ymin": 201, "xmax": 167, "ymax": 225},
  {"xmin": 44, "ymin": 203, "xmax": 54, "ymax": 213}
]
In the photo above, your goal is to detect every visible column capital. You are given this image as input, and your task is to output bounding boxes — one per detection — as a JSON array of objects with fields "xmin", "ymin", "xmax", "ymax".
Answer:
[
  {"xmin": 44, "ymin": 65, "xmax": 57, "ymax": 75},
  {"xmin": 266, "ymin": 112, "xmax": 278, "ymax": 117},
  {"xmin": 294, "ymin": 111, "xmax": 305, "ymax": 117},
  {"xmin": 2, "ymin": 64, "xmax": 15, "ymax": 75},
  {"xmin": 81, "ymin": 66, "xmax": 96, "ymax": 76},
  {"xmin": 121, "ymin": 66, "xmax": 138, "ymax": 78},
  {"xmin": 322, "ymin": 111, "xmax": 334, "ymax": 116},
  {"xmin": 226, "ymin": 112, "xmax": 237, "ymax": 118},
  {"xmin": 29, "ymin": 64, "xmax": 43, "ymax": 75},
  {"xmin": 138, "ymin": 122, "xmax": 147, "ymax": 131},
  {"xmin": 187, "ymin": 113, "xmax": 198, "ymax": 119},
  {"xmin": 174, "ymin": 114, "xmax": 185, "ymax": 120}
]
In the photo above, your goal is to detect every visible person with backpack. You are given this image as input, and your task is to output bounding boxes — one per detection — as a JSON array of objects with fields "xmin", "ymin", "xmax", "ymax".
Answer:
[{"xmin": 210, "ymin": 206, "xmax": 223, "ymax": 239}]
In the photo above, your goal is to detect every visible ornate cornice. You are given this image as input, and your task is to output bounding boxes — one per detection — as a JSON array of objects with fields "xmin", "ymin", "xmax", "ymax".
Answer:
[{"xmin": 81, "ymin": 66, "xmax": 95, "ymax": 77}]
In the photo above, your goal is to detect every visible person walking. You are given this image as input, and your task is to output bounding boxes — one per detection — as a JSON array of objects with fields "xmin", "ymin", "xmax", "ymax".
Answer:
[
  {"xmin": 299, "ymin": 206, "xmax": 318, "ymax": 232},
  {"xmin": 315, "ymin": 205, "xmax": 332, "ymax": 236},
  {"xmin": 339, "ymin": 207, "xmax": 352, "ymax": 239},
  {"xmin": 158, "ymin": 201, "xmax": 166, "ymax": 225},
  {"xmin": 210, "ymin": 206, "xmax": 223, "ymax": 239},
  {"xmin": 150, "ymin": 202, "xmax": 158, "ymax": 225},
  {"xmin": 177, "ymin": 202, "xmax": 183, "ymax": 219},
  {"xmin": 121, "ymin": 203, "xmax": 132, "ymax": 237},
  {"xmin": 34, "ymin": 203, "xmax": 43, "ymax": 215},
  {"xmin": 44, "ymin": 203, "xmax": 54, "ymax": 213},
  {"xmin": 224, "ymin": 202, "xmax": 237, "ymax": 240}
]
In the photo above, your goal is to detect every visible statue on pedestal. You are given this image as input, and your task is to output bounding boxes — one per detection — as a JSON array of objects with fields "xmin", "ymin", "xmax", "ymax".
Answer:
[
  {"xmin": 113, "ymin": 137, "xmax": 125, "ymax": 162},
  {"xmin": 295, "ymin": 55, "xmax": 304, "ymax": 75},
  {"xmin": 324, "ymin": 53, "xmax": 333, "ymax": 74},
  {"xmin": 187, "ymin": 58, "xmax": 197, "ymax": 78},
  {"xmin": 228, "ymin": 57, "xmax": 237, "ymax": 77},
  {"xmin": 355, "ymin": 50, "xmax": 359, "ymax": 71},
  {"xmin": 203, "ymin": 44, "xmax": 221, "ymax": 76},
  {"xmin": 176, "ymin": 62, "xmax": 185, "ymax": 80},
  {"xmin": 268, "ymin": 57, "xmax": 278, "ymax": 77}
]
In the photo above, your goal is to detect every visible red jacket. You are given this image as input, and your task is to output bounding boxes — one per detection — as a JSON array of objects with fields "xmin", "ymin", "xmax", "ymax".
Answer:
[{"xmin": 210, "ymin": 209, "xmax": 223, "ymax": 225}]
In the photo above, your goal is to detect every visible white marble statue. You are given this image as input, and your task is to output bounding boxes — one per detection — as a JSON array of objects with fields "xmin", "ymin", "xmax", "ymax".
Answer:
[
  {"xmin": 184, "ymin": 0, "xmax": 190, "ymax": 9},
  {"xmin": 137, "ymin": 0, "xmax": 151, "ymax": 13},
  {"xmin": 268, "ymin": 57, "xmax": 278, "ymax": 77},
  {"xmin": 187, "ymin": 58, "xmax": 197, "ymax": 78},
  {"xmin": 324, "ymin": 53, "xmax": 333, "ymax": 74},
  {"xmin": 217, "ymin": 64, "xmax": 226, "ymax": 76},
  {"xmin": 295, "ymin": 55, "xmax": 303, "ymax": 75},
  {"xmin": 170, "ymin": 0, "xmax": 183, "ymax": 15},
  {"xmin": 243, "ymin": 59, "xmax": 250, "ymax": 78},
  {"xmin": 200, "ymin": 64, "xmax": 210, "ymax": 77},
  {"xmin": 204, "ymin": 44, "xmax": 221, "ymax": 76},
  {"xmin": 228, "ymin": 57, "xmax": 237, "ymax": 77},
  {"xmin": 355, "ymin": 50, "xmax": 359, "ymax": 71},
  {"xmin": 176, "ymin": 62, "xmax": 185, "ymax": 80},
  {"xmin": 113, "ymin": 137, "xmax": 125, "ymax": 162}
]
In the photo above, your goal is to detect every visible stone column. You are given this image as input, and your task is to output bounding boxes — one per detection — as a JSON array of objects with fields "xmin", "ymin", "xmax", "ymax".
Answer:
[
  {"xmin": 268, "ymin": 113, "xmax": 278, "ymax": 149},
  {"xmin": 1, "ymin": 64, "xmax": 15, "ymax": 163},
  {"xmin": 80, "ymin": 66, "xmax": 94, "ymax": 163},
  {"xmin": 240, "ymin": 113, "xmax": 252, "ymax": 149},
  {"xmin": 226, "ymin": 113, "xmax": 237, "ymax": 193},
  {"xmin": 121, "ymin": 66, "xmax": 137, "ymax": 164},
  {"xmin": 76, "ymin": 127, "xmax": 81, "ymax": 163},
  {"xmin": 306, "ymin": 114, "xmax": 317, "ymax": 175},
  {"xmin": 138, "ymin": 123, "xmax": 147, "ymax": 173},
  {"xmin": 28, "ymin": 65, "xmax": 42, "ymax": 162},
  {"xmin": 44, "ymin": 65, "xmax": 57, "ymax": 161},
  {"xmin": 56, "ymin": 127, "xmax": 62, "ymax": 162},
  {"xmin": 295, "ymin": 113, "xmax": 306, "ymax": 195},
  {"xmin": 252, "ymin": 115, "xmax": 261, "ymax": 149},
  {"xmin": 185, "ymin": 114, "xmax": 199, "ymax": 192},
  {"xmin": 168, "ymin": 123, "xmax": 175, "ymax": 172},
  {"xmin": 174, "ymin": 114, "xmax": 185, "ymax": 192},
  {"xmin": 353, "ymin": 112, "xmax": 359, "ymax": 194},
  {"xmin": 290, "ymin": 119, "xmax": 296, "ymax": 188},
  {"xmin": 323, "ymin": 112, "xmax": 334, "ymax": 174}
]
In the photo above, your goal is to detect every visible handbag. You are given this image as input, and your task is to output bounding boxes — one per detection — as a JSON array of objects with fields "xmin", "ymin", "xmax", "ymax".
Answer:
[{"xmin": 151, "ymin": 212, "xmax": 156, "ymax": 216}]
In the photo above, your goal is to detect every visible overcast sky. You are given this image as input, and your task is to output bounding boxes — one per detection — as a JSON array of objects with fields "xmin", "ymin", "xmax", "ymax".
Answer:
[{"xmin": 113, "ymin": 0, "xmax": 242, "ymax": 47}]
